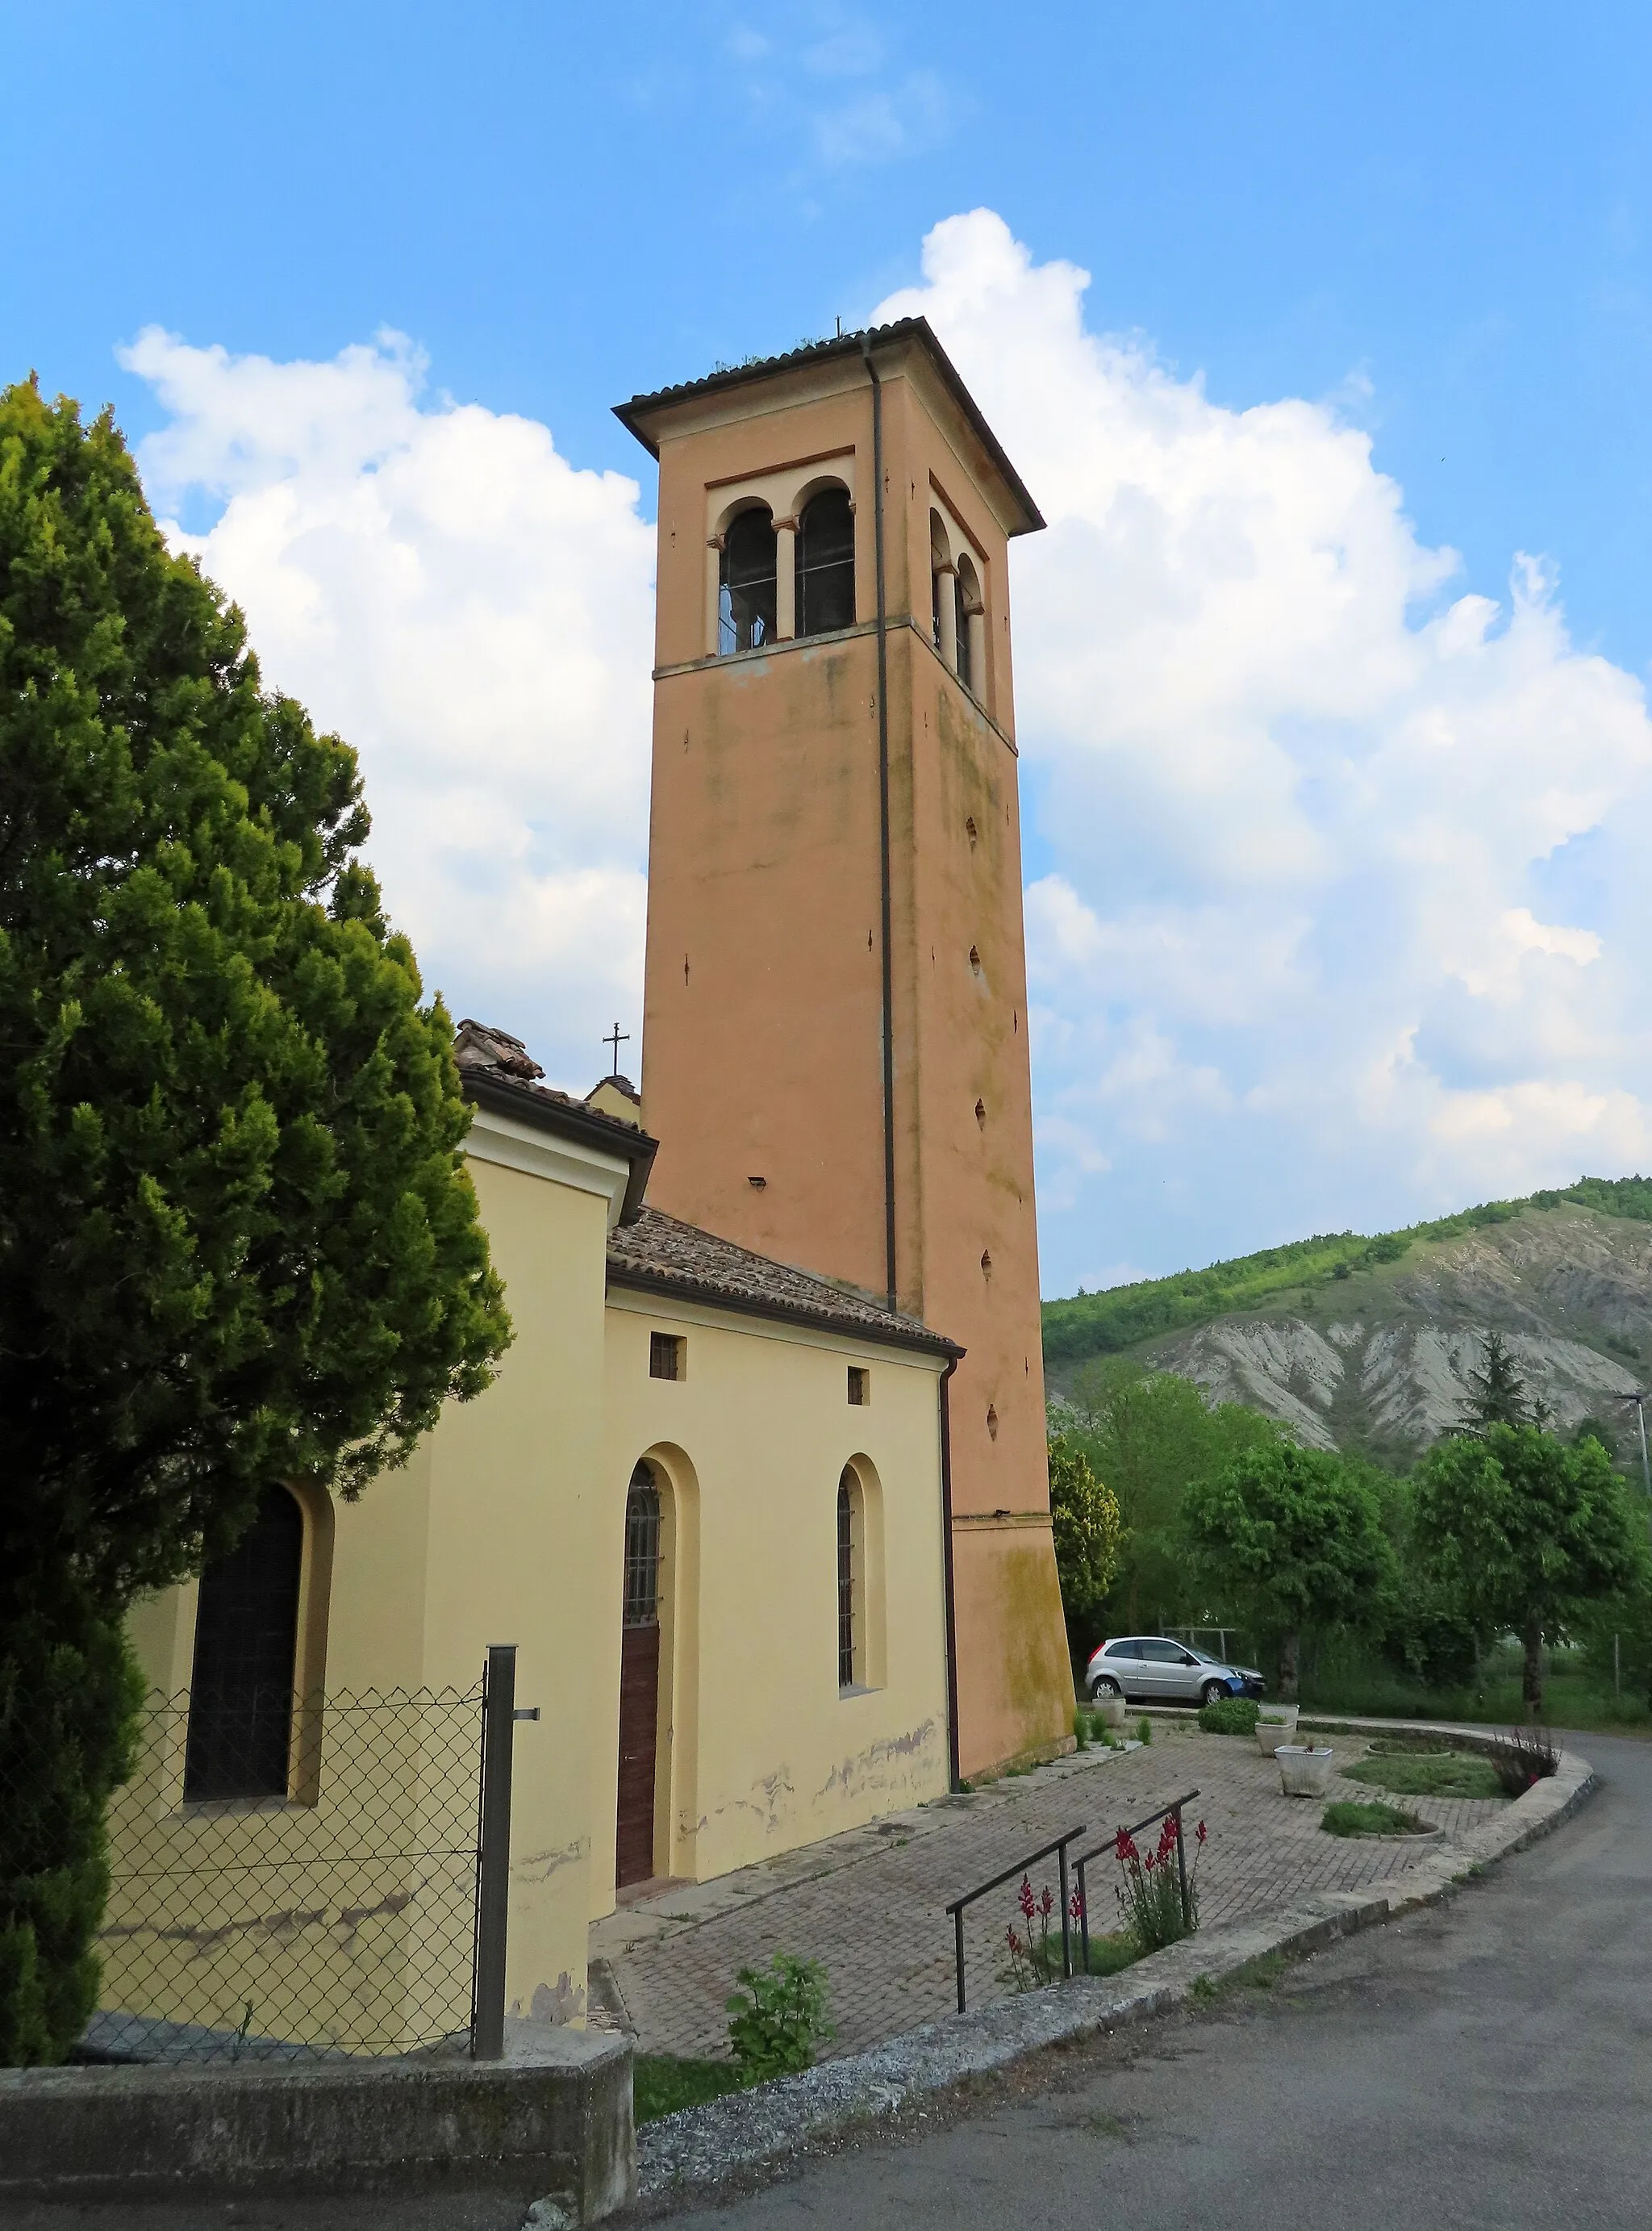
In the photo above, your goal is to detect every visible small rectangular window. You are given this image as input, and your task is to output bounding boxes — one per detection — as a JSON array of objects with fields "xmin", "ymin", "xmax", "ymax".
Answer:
[
  {"xmin": 847, "ymin": 1366, "xmax": 870, "ymax": 1406},
  {"xmin": 649, "ymin": 1331, "xmax": 684, "ymax": 1381}
]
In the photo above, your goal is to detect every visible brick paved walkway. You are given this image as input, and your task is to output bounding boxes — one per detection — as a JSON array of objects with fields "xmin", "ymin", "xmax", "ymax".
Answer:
[{"xmin": 590, "ymin": 1722, "xmax": 1506, "ymax": 2062}]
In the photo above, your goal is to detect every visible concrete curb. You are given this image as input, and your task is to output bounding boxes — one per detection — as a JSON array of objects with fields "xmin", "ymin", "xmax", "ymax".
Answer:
[
  {"xmin": 0, "ymin": 2019, "xmax": 636, "ymax": 2221},
  {"xmin": 633, "ymin": 1743, "xmax": 1596, "ymax": 2200}
]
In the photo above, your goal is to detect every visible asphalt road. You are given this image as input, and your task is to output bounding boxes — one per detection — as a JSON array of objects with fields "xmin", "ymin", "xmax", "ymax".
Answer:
[{"xmin": 665, "ymin": 1728, "xmax": 1652, "ymax": 2231}]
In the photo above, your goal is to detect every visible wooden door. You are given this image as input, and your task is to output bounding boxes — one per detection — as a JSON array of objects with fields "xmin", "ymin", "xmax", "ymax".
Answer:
[{"xmin": 616, "ymin": 1468, "xmax": 662, "ymax": 1887}]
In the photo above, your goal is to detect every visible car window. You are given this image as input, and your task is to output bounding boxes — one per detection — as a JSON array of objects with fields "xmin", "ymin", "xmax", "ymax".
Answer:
[
  {"xmin": 1103, "ymin": 1640, "xmax": 1137, "ymax": 1658},
  {"xmin": 1140, "ymin": 1640, "xmax": 1181, "ymax": 1663}
]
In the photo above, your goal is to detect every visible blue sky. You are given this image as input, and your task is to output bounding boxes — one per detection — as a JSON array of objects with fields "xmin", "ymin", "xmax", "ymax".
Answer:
[{"xmin": 7, "ymin": 2, "xmax": 1652, "ymax": 1295}]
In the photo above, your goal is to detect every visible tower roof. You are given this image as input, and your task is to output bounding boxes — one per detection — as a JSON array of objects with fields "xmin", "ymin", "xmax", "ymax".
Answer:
[{"xmin": 614, "ymin": 315, "xmax": 1045, "ymax": 538}]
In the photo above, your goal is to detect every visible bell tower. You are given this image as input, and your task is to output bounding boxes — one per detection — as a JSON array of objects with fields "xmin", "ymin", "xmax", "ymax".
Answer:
[{"xmin": 615, "ymin": 319, "xmax": 1072, "ymax": 1776}]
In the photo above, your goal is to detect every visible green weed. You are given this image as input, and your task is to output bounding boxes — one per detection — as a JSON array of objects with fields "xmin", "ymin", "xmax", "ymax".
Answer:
[
  {"xmin": 633, "ymin": 2055, "xmax": 749, "ymax": 2122},
  {"xmin": 1320, "ymin": 1799, "xmax": 1430, "ymax": 1838},
  {"xmin": 1341, "ymin": 1752, "xmax": 1503, "ymax": 1801}
]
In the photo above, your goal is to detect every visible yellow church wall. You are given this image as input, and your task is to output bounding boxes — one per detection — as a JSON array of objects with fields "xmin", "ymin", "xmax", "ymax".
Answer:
[
  {"xmin": 593, "ymin": 1290, "xmax": 953, "ymax": 1910},
  {"xmin": 108, "ymin": 1118, "xmax": 634, "ymax": 2047},
  {"xmin": 416, "ymin": 1147, "xmax": 617, "ymax": 2025}
]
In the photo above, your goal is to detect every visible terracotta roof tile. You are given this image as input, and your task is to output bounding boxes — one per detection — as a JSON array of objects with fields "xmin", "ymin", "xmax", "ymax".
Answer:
[{"xmin": 606, "ymin": 1206, "xmax": 961, "ymax": 1357}]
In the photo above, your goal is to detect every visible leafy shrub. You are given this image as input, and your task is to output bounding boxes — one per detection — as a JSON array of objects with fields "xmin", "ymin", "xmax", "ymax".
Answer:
[
  {"xmin": 1198, "ymin": 1695, "xmax": 1260, "ymax": 1736},
  {"xmin": 1320, "ymin": 1800, "xmax": 1430, "ymax": 1838},
  {"xmin": 1486, "ymin": 1726, "xmax": 1560, "ymax": 1796},
  {"xmin": 725, "ymin": 1953, "xmax": 833, "ymax": 2080}
]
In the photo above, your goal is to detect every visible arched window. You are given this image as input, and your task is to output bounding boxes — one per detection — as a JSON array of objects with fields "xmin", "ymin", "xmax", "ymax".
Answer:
[
  {"xmin": 185, "ymin": 1486, "xmax": 304, "ymax": 1802},
  {"xmin": 796, "ymin": 487, "xmax": 854, "ymax": 637},
  {"xmin": 623, "ymin": 1465, "xmax": 662, "ymax": 1630},
  {"xmin": 719, "ymin": 508, "xmax": 777, "ymax": 654},
  {"xmin": 836, "ymin": 1469, "xmax": 857, "ymax": 1690},
  {"xmin": 617, "ymin": 1462, "xmax": 664, "ymax": 1886},
  {"xmin": 929, "ymin": 512, "xmax": 949, "ymax": 653},
  {"xmin": 955, "ymin": 554, "xmax": 981, "ymax": 692}
]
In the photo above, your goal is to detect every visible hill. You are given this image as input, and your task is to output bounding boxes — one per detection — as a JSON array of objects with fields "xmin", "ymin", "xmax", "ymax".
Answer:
[{"xmin": 1041, "ymin": 1178, "xmax": 1652, "ymax": 1464}]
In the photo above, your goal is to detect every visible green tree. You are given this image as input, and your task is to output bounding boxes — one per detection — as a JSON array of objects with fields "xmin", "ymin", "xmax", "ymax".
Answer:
[
  {"xmin": 1182, "ymin": 1443, "xmax": 1398, "ymax": 1699},
  {"xmin": 1454, "ymin": 1331, "xmax": 1550, "ymax": 1433},
  {"xmin": 0, "ymin": 378, "xmax": 511, "ymax": 2061},
  {"xmin": 1046, "ymin": 1430, "xmax": 1126, "ymax": 1644},
  {"xmin": 1061, "ymin": 1366, "xmax": 1283, "ymax": 1635},
  {"xmin": 1413, "ymin": 1425, "xmax": 1645, "ymax": 1714}
]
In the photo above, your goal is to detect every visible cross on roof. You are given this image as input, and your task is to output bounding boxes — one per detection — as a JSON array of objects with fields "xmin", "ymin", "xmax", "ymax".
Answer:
[{"xmin": 603, "ymin": 1022, "xmax": 630, "ymax": 1075}]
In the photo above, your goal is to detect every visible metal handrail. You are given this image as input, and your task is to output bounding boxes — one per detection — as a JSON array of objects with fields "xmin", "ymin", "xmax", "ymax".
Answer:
[
  {"xmin": 1072, "ymin": 1788, "xmax": 1199, "ymax": 1974},
  {"xmin": 944, "ymin": 1822, "xmax": 1087, "ymax": 2012}
]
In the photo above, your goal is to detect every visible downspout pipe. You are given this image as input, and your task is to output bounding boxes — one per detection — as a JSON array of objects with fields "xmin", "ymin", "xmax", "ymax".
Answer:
[
  {"xmin": 939, "ymin": 1353, "xmax": 962, "ymax": 1790},
  {"xmin": 861, "ymin": 334, "xmax": 898, "ymax": 1314}
]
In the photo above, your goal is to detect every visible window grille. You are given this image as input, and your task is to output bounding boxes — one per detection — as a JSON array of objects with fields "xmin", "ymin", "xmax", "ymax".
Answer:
[
  {"xmin": 837, "ymin": 1470, "xmax": 857, "ymax": 1689},
  {"xmin": 184, "ymin": 1485, "xmax": 304, "ymax": 1803},
  {"xmin": 649, "ymin": 1331, "xmax": 683, "ymax": 1381},
  {"xmin": 624, "ymin": 1466, "xmax": 662, "ymax": 1630},
  {"xmin": 797, "ymin": 487, "xmax": 854, "ymax": 636},
  {"xmin": 847, "ymin": 1365, "xmax": 870, "ymax": 1406},
  {"xmin": 719, "ymin": 507, "xmax": 777, "ymax": 653}
]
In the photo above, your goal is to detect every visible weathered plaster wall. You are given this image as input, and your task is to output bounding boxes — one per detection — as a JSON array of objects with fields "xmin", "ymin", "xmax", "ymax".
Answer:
[
  {"xmin": 115, "ymin": 1143, "xmax": 622, "ymax": 2044},
  {"xmin": 633, "ymin": 338, "xmax": 1072, "ymax": 1778},
  {"xmin": 594, "ymin": 1291, "xmax": 952, "ymax": 1905}
]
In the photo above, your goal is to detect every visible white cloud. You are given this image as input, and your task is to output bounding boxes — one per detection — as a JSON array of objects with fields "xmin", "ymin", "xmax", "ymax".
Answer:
[
  {"xmin": 119, "ymin": 211, "xmax": 1652, "ymax": 1292},
  {"xmin": 876, "ymin": 212, "xmax": 1652, "ymax": 1287},
  {"xmin": 120, "ymin": 326, "xmax": 656, "ymax": 1093}
]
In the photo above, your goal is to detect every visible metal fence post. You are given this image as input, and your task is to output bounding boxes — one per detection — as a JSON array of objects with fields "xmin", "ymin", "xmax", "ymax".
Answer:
[
  {"xmin": 1058, "ymin": 1837, "xmax": 1073, "ymax": 1979},
  {"xmin": 1174, "ymin": 1802, "xmax": 1192, "ymax": 1933},
  {"xmin": 473, "ymin": 1644, "xmax": 517, "ymax": 2060}
]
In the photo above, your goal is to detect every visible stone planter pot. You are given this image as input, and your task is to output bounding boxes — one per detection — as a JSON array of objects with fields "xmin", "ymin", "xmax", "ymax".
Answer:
[
  {"xmin": 1254, "ymin": 1706, "xmax": 1300, "ymax": 1757},
  {"xmin": 1092, "ymin": 1694, "xmax": 1128, "ymax": 1730},
  {"xmin": 1276, "ymin": 1745, "xmax": 1336, "ymax": 1797}
]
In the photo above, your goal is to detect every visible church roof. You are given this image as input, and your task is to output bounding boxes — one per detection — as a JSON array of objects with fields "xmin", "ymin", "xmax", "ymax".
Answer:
[
  {"xmin": 614, "ymin": 315, "xmax": 1045, "ymax": 537},
  {"xmin": 606, "ymin": 1206, "xmax": 962, "ymax": 1359},
  {"xmin": 454, "ymin": 1020, "xmax": 658, "ymax": 1222}
]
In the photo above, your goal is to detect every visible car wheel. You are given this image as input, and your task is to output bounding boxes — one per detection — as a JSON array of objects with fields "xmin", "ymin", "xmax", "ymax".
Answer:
[
  {"xmin": 1089, "ymin": 1676, "xmax": 1122, "ymax": 1701},
  {"xmin": 1200, "ymin": 1680, "xmax": 1229, "ymax": 1707}
]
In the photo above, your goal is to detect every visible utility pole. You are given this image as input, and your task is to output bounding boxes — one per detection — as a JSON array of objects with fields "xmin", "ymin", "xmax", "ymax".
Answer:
[
  {"xmin": 1614, "ymin": 1392, "xmax": 1652, "ymax": 1527},
  {"xmin": 1619, "ymin": 1391, "xmax": 1651, "ymax": 1497}
]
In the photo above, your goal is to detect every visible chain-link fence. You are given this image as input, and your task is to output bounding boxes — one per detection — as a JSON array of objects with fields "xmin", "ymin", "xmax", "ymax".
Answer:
[{"xmin": 89, "ymin": 1681, "xmax": 488, "ymax": 2063}]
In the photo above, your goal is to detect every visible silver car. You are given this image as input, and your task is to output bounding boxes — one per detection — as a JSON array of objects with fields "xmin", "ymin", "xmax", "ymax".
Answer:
[{"xmin": 1085, "ymin": 1636, "xmax": 1266, "ymax": 1708}]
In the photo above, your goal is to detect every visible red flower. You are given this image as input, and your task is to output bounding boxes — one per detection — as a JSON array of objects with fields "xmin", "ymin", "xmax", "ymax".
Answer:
[
  {"xmin": 1070, "ymin": 1888, "xmax": 1084, "ymax": 1921},
  {"xmin": 1115, "ymin": 1828, "xmax": 1137, "ymax": 1864},
  {"xmin": 1005, "ymin": 1924, "xmax": 1022, "ymax": 1954},
  {"xmin": 1195, "ymin": 1820, "xmax": 1208, "ymax": 1846},
  {"xmin": 1039, "ymin": 1884, "xmax": 1055, "ymax": 1920},
  {"xmin": 1143, "ymin": 1849, "xmax": 1155, "ymax": 1872},
  {"xmin": 1019, "ymin": 1874, "xmax": 1037, "ymax": 1921}
]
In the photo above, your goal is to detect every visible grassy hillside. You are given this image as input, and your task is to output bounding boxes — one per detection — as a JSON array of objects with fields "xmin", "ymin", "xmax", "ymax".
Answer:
[{"xmin": 1042, "ymin": 1175, "xmax": 1652, "ymax": 1368}]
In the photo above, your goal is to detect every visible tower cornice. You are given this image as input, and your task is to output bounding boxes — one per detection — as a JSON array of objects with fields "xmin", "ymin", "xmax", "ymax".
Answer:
[{"xmin": 614, "ymin": 316, "xmax": 1045, "ymax": 540}]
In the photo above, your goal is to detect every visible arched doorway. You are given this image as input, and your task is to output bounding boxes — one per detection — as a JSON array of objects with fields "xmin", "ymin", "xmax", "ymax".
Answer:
[{"xmin": 616, "ymin": 1462, "xmax": 663, "ymax": 1886}]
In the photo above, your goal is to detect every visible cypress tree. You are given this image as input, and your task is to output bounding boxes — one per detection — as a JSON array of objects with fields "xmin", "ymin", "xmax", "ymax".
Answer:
[{"xmin": 0, "ymin": 378, "xmax": 511, "ymax": 2060}]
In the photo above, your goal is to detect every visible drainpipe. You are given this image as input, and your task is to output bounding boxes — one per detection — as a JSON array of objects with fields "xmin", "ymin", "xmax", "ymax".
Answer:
[
  {"xmin": 939, "ymin": 1354, "xmax": 962, "ymax": 1790},
  {"xmin": 861, "ymin": 333, "xmax": 898, "ymax": 1314}
]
